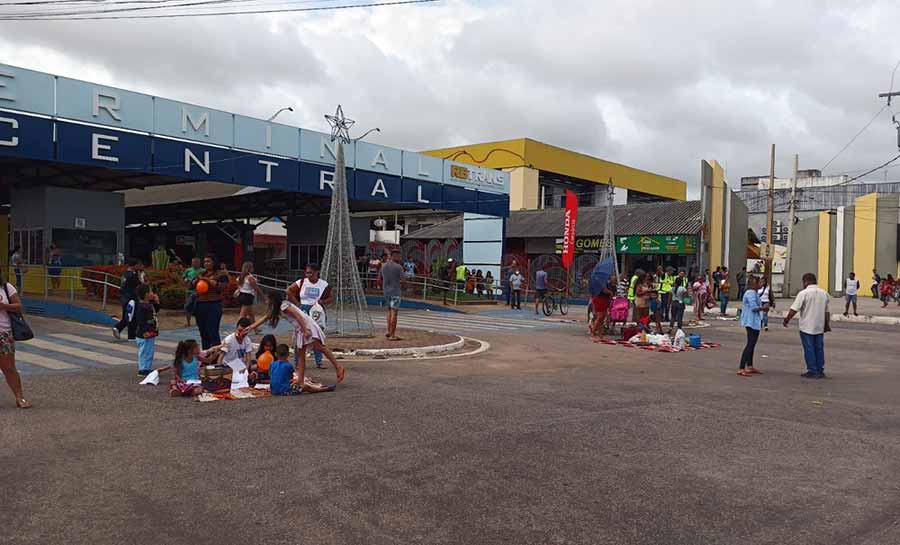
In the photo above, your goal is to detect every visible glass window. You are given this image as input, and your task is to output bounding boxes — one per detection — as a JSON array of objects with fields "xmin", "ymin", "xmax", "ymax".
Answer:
[{"xmin": 578, "ymin": 191, "xmax": 594, "ymax": 207}]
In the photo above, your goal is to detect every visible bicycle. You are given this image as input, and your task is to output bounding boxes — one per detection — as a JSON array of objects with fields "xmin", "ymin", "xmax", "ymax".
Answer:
[{"xmin": 539, "ymin": 290, "xmax": 569, "ymax": 316}]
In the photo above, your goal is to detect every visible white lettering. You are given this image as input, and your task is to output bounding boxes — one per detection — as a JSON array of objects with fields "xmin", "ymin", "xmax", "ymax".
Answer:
[
  {"xmin": 265, "ymin": 125, "xmax": 272, "ymax": 149},
  {"xmin": 92, "ymin": 91, "xmax": 121, "ymax": 122},
  {"xmin": 371, "ymin": 149, "xmax": 388, "ymax": 170},
  {"xmin": 371, "ymin": 179, "xmax": 388, "ymax": 198},
  {"xmin": 0, "ymin": 117, "xmax": 18, "ymax": 147},
  {"xmin": 184, "ymin": 148, "xmax": 210, "ymax": 174},
  {"xmin": 258, "ymin": 159, "xmax": 278, "ymax": 183},
  {"xmin": 319, "ymin": 170, "xmax": 335, "ymax": 191},
  {"xmin": 417, "ymin": 156, "xmax": 431, "ymax": 177},
  {"xmin": 181, "ymin": 108, "xmax": 210, "ymax": 136},
  {"xmin": 320, "ymin": 137, "xmax": 336, "ymax": 160},
  {"xmin": 417, "ymin": 185, "xmax": 429, "ymax": 204},
  {"xmin": 0, "ymin": 71, "xmax": 14, "ymax": 102},
  {"xmin": 91, "ymin": 133, "xmax": 119, "ymax": 162}
]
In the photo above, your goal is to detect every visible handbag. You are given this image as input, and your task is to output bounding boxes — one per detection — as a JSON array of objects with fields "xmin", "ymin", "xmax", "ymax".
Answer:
[{"xmin": 3, "ymin": 283, "xmax": 34, "ymax": 341}]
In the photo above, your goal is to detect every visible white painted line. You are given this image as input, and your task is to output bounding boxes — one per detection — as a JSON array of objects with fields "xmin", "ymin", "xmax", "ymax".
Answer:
[
  {"xmin": 406, "ymin": 312, "xmax": 550, "ymax": 327},
  {"xmin": 377, "ymin": 314, "xmax": 534, "ymax": 331},
  {"xmin": 16, "ymin": 351, "xmax": 80, "ymax": 370},
  {"xmin": 400, "ymin": 313, "xmax": 540, "ymax": 327},
  {"xmin": 49, "ymin": 334, "xmax": 170, "ymax": 361},
  {"xmin": 25, "ymin": 338, "xmax": 133, "ymax": 366}
]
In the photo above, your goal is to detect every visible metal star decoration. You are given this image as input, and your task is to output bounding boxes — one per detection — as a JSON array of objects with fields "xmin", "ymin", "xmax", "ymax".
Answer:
[{"xmin": 325, "ymin": 105, "xmax": 355, "ymax": 144}]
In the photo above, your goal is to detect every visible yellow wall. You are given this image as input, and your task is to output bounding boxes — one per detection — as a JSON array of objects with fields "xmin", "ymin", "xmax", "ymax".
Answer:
[
  {"xmin": 817, "ymin": 212, "xmax": 830, "ymax": 292},
  {"xmin": 708, "ymin": 160, "xmax": 726, "ymax": 271},
  {"xmin": 509, "ymin": 167, "xmax": 539, "ymax": 210},
  {"xmin": 853, "ymin": 193, "xmax": 878, "ymax": 291},
  {"xmin": 423, "ymin": 138, "xmax": 686, "ymax": 202}
]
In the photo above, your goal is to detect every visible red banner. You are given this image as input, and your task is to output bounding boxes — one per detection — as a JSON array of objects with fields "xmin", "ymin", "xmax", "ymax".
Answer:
[{"xmin": 562, "ymin": 190, "xmax": 579, "ymax": 270}]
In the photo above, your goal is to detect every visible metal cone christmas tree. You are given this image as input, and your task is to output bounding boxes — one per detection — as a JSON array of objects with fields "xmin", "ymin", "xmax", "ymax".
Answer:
[
  {"xmin": 599, "ymin": 181, "xmax": 620, "ymax": 279},
  {"xmin": 321, "ymin": 108, "xmax": 375, "ymax": 337}
]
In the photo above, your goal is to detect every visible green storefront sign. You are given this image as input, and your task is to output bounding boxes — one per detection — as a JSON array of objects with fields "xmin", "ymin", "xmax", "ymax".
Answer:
[{"xmin": 616, "ymin": 235, "xmax": 697, "ymax": 255}]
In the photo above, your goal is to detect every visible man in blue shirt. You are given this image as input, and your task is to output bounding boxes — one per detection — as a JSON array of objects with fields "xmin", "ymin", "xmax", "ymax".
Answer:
[
  {"xmin": 534, "ymin": 265, "xmax": 549, "ymax": 314},
  {"xmin": 738, "ymin": 276, "xmax": 768, "ymax": 377}
]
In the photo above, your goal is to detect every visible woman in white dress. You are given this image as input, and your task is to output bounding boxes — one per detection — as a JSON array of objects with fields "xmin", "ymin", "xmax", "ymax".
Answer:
[{"xmin": 251, "ymin": 293, "xmax": 345, "ymax": 387}]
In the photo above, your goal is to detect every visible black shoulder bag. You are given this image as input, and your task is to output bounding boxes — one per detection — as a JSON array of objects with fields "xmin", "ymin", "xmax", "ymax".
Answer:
[{"xmin": 3, "ymin": 283, "xmax": 34, "ymax": 341}]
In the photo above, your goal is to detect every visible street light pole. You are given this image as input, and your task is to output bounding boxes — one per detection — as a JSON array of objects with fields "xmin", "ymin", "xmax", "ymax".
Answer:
[
  {"xmin": 765, "ymin": 144, "xmax": 775, "ymax": 293},
  {"xmin": 266, "ymin": 107, "xmax": 294, "ymax": 122}
]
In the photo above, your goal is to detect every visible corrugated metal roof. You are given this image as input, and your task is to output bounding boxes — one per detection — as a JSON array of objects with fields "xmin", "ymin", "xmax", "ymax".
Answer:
[{"xmin": 404, "ymin": 200, "xmax": 702, "ymax": 240}]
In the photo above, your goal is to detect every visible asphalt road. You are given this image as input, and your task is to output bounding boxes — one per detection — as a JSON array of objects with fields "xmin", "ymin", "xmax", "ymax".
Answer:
[{"xmin": 1, "ymin": 314, "xmax": 899, "ymax": 545}]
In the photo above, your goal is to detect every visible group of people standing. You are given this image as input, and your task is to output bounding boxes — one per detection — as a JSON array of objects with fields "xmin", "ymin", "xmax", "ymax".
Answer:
[{"xmin": 871, "ymin": 270, "xmax": 900, "ymax": 308}]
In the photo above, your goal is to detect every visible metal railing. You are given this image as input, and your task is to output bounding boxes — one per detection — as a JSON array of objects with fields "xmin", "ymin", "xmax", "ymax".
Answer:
[{"xmin": 5, "ymin": 265, "xmax": 120, "ymax": 310}]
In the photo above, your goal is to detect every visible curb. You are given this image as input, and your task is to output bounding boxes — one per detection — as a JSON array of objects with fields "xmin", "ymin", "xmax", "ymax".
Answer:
[{"xmin": 334, "ymin": 336, "xmax": 466, "ymax": 357}]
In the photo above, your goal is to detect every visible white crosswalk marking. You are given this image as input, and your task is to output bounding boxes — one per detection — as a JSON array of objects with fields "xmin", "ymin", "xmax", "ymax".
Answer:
[
  {"xmin": 25, "ymin": 338, "xmax": 133, "ymax": 366},
  {"xmin": 50, "ymin": 334, "xmax": 170, "ymax": 361},
  {"xmin": 16, "ymin": 351, "xmax": 80, "ymax": 370}
]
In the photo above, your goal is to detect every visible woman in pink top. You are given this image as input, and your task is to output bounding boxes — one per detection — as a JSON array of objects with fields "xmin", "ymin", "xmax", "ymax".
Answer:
[
  {"xmin": 692, "ymin": 275, "xmax": 708, "ymax": 322},
  {"xmin": 0, "ymin": 275, "xmax": 30, "ymax": 408}
]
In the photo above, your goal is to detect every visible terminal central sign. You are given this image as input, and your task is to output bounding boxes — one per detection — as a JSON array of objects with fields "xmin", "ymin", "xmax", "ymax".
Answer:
[{"xmin": 0, "ymin": 62, "xmax": 512, "ymax": 217}]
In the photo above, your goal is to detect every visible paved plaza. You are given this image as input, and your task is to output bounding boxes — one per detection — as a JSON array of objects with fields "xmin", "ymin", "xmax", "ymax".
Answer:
[{"xmin": 2, "ymin": 308, "xmax": 899, "ymax": 545}]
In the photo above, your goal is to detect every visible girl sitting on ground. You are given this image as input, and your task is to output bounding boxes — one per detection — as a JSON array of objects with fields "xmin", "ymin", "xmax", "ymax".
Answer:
[
  {"xmin": 170, "ymin": 339, "xmax": 205, "ymax": 397},
  {"xmin": 250, "ymin": 293, "xmax": 346, "ymax": 388},
  {"xmin": 250, "ymin": 334, "xmax": 277, "ymax": 382}
]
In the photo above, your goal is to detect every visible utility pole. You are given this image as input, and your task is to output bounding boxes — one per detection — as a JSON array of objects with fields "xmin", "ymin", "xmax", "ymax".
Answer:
[
  {"xmin": 878, "ymin": 91, "xmax": 900, "ymax": 105},
  {"xmin": 783, "ymin": 154, "xmax": 799, "ymax": 296},
  {"xmin": 765, "ymin": 144, "xmax": 775, "ymax": 293}
]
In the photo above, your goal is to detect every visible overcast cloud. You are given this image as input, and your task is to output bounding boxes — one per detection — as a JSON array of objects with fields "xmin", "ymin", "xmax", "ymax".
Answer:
[{"xmin": 3, "ymin": 0, "xmax": 900, "ymax": 197}]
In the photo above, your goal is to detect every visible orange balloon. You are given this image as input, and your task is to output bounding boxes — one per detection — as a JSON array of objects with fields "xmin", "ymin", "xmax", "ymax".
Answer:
[
  {"xmin": 257, "ymin": 350, "xmax": 274, "ymax": 372},
  {"xmin": 196, "ymin": 280, "xmax": 209, "ymax": 294}
]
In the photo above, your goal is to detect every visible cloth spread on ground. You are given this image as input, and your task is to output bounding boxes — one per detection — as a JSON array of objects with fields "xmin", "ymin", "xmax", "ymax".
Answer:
[
  {"xmin": 194, "ymin": 379, "xmax": 336, "ymax": 402},
  {"xmin": 596, "ymin": 339, "xmax": 720, "ymax": 353}
]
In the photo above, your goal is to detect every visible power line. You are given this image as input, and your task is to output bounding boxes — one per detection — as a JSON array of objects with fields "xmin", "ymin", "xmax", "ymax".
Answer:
[
  {"xmin": 819, "ymin": 104, "xmax": 888, "ymax": 172},
  {"xmin": 1, "ymin": 0, "xmax": 340, "ymax": 16},
  {"xmin": 0, "ymin": 0, "xmax": 438, "ymax": 18}
]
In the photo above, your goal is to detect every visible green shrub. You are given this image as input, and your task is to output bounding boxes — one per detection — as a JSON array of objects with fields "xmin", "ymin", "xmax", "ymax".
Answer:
[{"xmin": 158, "ymin": 284, "xmax": 187, "ymax": 310}]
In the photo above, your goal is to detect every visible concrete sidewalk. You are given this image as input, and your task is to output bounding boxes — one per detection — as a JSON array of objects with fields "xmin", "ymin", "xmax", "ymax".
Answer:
[{"xmin": 722, "ymin": 294, "xmax": 900, "ymax": 325}]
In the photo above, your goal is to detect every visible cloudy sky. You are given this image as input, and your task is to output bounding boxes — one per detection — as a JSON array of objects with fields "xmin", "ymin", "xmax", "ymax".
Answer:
[{"xmin": 2, "ymin": 0, "xmax": 900, "ymax": 197}]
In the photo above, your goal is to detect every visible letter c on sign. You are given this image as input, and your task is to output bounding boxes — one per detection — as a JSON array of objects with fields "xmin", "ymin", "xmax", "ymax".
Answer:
[{"xmin": 0, "ymin": 117, "xmax": 18, "ymax": 147}]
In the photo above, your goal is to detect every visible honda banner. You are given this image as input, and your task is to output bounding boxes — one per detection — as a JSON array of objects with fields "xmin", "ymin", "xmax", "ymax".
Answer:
[{"xmin": 561, "ymin": 189, "xmax": 579, "ymax": 269}]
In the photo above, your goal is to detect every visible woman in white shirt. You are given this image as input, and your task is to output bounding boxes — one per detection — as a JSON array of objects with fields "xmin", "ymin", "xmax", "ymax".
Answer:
[
  {"xmin": 0, "ymin": 276, "xmax": 30, "ymax": 408},
  {"xmin": 251, "ymin": 293, "xmax": 346, "ymax": 388},
  {"xmin": 236, "ymin": 261, "xmax": 263, "ymax": 323},
  {"xmin": 757, "ymin": 277, "xmax": 772, "ymax": 331}
]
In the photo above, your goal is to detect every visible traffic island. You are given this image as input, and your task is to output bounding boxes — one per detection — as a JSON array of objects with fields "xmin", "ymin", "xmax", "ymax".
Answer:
[{"xmin": 329, "ymin": 328, "xmax": 465, "ymax": 358}]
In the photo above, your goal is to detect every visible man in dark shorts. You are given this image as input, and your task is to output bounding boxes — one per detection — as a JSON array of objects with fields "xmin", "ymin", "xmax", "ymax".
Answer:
[
  {"xmin": 534, "ymin": 265, "xmax": 549, "ymax": 314},
  {"xmin": 381, "ymin": 250, "xmax": 404, "ymax": 340}
]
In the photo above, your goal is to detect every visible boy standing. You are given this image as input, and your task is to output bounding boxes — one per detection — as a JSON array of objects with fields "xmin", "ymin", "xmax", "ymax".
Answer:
[
  {"xmin": 844, "ymin": 272, "xmax": 859, "ymax": 317},
  {"xmin": 132, "ymin": 284, "xmax": 160, "ymax": 377}
]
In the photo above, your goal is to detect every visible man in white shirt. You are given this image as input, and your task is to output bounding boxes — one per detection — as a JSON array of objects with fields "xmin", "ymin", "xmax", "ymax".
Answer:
[
  {"xmin": 843, "ymin": 272, "xmax": 860, "ymax": 317},
  {"xmin": 783, "ymin": 273, "xmax": 830, "ymax": 379}
]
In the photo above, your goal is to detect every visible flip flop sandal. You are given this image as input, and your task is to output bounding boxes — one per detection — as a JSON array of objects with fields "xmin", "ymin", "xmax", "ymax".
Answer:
[{"xmin": 16, "ymin": 398, "xmax": 32, "ymax": 409}]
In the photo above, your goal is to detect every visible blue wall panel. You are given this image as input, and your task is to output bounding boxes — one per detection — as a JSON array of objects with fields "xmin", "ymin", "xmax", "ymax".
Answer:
[
  {"xmin": 298, "ymin": 161, "xmax": 355, "ymax": 198},
  {"xmin": 442, "ymin": 185, "xmax": 479, "ymax": 213},
  {"xmin": 353, "ymin": 170, "xmax": 402, "ymax": 203},
  {"xmin": 56, "ymin": 76, "xmax": 155, "ymax": 132},
  {"xmin": 234, "ymin": 152, "xmax": 299, "ymax": 191},
  {"xmin": 0, "ymin": 112, "xmax": 54, "ymax": 160},
  {"xmin": 56, "ymin": 121, "xmax": 152, "ymax": 170},
  {"xmin": 401, "ymin": 179, "xmax": 442, "ymax": 208},
  {"xmin": 152, "ymin": 138, "xmax": 234, "ymax": 183},
  {"xmin": 477, "ymin": 191, "xmax": 510, "ymax": 217}
]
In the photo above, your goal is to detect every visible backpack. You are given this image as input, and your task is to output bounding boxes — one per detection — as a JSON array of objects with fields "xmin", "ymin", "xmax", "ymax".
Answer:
[{"xmin": 609, "ymin": 297, "xmax": 630, "ymax": 323}]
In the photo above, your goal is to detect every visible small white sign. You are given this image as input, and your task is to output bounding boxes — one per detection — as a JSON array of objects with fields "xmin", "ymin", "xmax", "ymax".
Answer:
[{"xmin": 74, "ymin": 217, "xmax": 86, "ymax": 229}]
